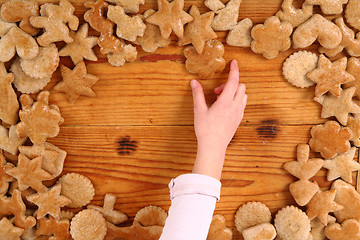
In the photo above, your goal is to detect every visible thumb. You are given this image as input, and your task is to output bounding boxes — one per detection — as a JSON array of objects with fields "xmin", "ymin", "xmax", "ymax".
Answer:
[{"xmin": 190, "ymin": 80, "xmax": 207, "ymax": 112}]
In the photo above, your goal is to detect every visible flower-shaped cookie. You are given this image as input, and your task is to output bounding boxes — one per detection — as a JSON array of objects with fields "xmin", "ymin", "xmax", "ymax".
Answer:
[
  {"xmin": 325, "ymin": 219, "xmax": 360, "ymax": 240},
  {"xmin": 184, "ymin": 39, "xmax": 226, "ymax": 79},
  {"xmin": 17, "ymin": 91, "xmax": 64, "ymax": 145},
  {"xmin": 314, "ymin": 87, "xmax": 360, "ymax": 126},
  {"xmin": 308, "ymin": 55, "xmax": 355, "ymax": 97},
  {"xmin": 178, "ymin": 5, "xmax": 217, "ymax": 54},
  {"xmin": 323, "ymin": 147, "xmax": 360, "ymax": 183},
  {"xmin": 306, "ymin": 189, "xmax": 343, "ymax": 226},
  {"xmin": 146, "ymin": 0, "xmax": 193, "ymax": 39},
  {"xmin": 331, "ymin": 179, "xmax": 360, "ymax": 222},
  {"xmin": 309, "ymin": 121, "xmax": 352, "ymax": 159},
  {"xmin": 0, "ymin": 62, "xmax": 18, "ymax": 125},
  {"xmin": 0, "ymin": 0, "xmax": 39, "ymax": 36},
  {"xmin": 53, "ymin": 61, "xmax": 100, "ymax": 104},
  {"xmin": 251, "ymin": 16, "xmax": 293, "ymax": 59},
  {"xmin": 29, "ymin": 0, "xmax": 79, "ymax": 46},
  {"xmin": 27, "ymin": 184, "xmax": 71, "ymax": 220}
]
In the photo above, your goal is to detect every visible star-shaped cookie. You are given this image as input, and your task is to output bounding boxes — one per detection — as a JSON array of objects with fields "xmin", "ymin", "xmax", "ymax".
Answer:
[
  {"xmin": 178, "ymin": 5, "xmax": 217, "ymax": 54},
  {"xmin": 53, "ymin": 61, "xmax": 99, "ymax": 104},
  {"xmin": 0, "ymin": 153, "xmax": 14, "ymax": 196},
  {"xmin": 59, "ymin": 23, "xmax": 98, "ymax": 65},
  {"xmin": 284, "ymin": 144, "xmax": 324, "ymax": 180},
  {"xmin": 323, "ymin": 147, "xmax": 360, "ymax": 183},
  {"xmin": 0, "ymin": 218, "xmax": 24, "ymax": 239},
  {"xmin": 5, "ymin": 153, "xmax": 53, "ymax": 192},
  {"xmin": 314, "ymin": 87, "xmax": 360, "ymax": 125},
  {"xmin": 307, "ymin": 55, "xmax": 355, "ymax": 97},
  {"xmin": 26, "ymin": 184, "xmax": 71, "ymax": 220},
  {"xmin": 0, "ymin": 62, "xmax": 18, "ymax": 125},
  {"xmin": 36, "ymin": 216, "xmax": 71, "ymax": 240},
  {"xmin": 344, "ymin": 57, "xmax": 360, "ymax": 98},
  {"xmin": 306, "ymin": 189, "xmax": 343, "ymax": 226},
  {"xmin": 146, "ymin": 0, "xmax": 193, "ymax": 39}
]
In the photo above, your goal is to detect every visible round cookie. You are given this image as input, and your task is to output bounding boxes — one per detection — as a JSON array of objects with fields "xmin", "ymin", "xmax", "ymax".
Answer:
[
  {"xmin": 282, "ymin": 51, "xmax": 318, "ymax": 88},
  {"xmin": 70, "ymin": 209, "xmax": 107, "ymax": 240}
]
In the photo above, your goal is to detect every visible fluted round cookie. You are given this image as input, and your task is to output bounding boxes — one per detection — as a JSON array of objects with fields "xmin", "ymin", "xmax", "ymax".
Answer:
[{"xmin": 235, "ymin": 201, "xmax": 272, "ymax": 233}]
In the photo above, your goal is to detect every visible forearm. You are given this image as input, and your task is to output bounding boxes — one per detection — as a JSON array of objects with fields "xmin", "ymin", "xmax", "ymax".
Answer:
[{"xmin": 160, "ymin": 174, "xmax": 221, "ymax": 240}]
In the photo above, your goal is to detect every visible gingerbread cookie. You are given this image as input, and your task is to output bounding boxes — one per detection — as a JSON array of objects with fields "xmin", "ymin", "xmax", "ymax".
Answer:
[
  {"xmin": 307, "ymin": 55, "xmax": 355, "ymax": 97},
  {"xmin": 184, "ymin": 39, "xmax": 226, "ymax": 79},
  {"xmin": 17, "ymin": 91, "xmax": 64, "ymax": 145},
  {"xmin": 293, "ymin": 14, "xmax": 342, "ymax": 49},
  {"xmin": 251, "ymin": 16, "xmax": 293, "ymax": 59},
  {"xmin": 282, "ymin": 51, "xmax": 318, "ymax": 88},
  {"xmin": 309, "ymin": 121, "xmax": 352, "ymax": 159},
  {"xmin": 29, "ymin": 0, "xmax": 79, "ymax": 46},
  {"xmin": 178, "ymin": 5, "xmax": 217, "ymax": 54},
  {"xmin": 323, "ymin": 147, "xmax": 360, "ymax": 183},
  {"xmin": 226, "ymin": 18, "xmax": 253, "ymax": 47},
  {"xmin": 53, "ymin": 62, "xmax": 100, "ymax": 104},
  {"xmin": 107, "ymin": 5, "xmax": 146, "ymax": 42},
  {"xmin": 59, "ymin": 23, "xmax": 98, "ymax": 65},
  {"xmin": 314, "ymin": 87, "xmax": 360, "ymax": 126},
  {"xmin": 146, "ymin": 0, "xmax": 193, "ymax": 39},
  {"xmin": 276, "ymin": 0, "xmax": 313, "ymax": 27},
  {"xmin": 134, "ymin": 9, "xmax": 171, "ymax": 53},
  {"xmin": 211, "ymin": 0, "xmax": 242, "ymax": 31},
  {"xmin": 36, "ymin": 216, "xmax": 71, "ymax": 240},
  {"xmin": 0, "ymin": 0, "xmax": 39, "ymax": 36},
  {"xmin": 0, "ymin": 62, "xmax": 18, "ymax": 125}
]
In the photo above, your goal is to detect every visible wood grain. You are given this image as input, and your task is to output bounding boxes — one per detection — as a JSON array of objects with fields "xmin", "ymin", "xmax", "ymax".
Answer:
[{"xmin": 2, "ymin": 0, "xmax": 357, "ymax": 239}]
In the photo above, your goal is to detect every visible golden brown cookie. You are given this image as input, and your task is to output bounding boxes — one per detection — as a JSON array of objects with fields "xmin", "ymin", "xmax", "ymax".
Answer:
[
  {"xmin": 347, "ymin": 114, "xmax": 360, "ymax": 147},
  {"xmin": 107, "ymin": 5, "xmax": 146, "ymax": 42},
  {"xmin": 0, "ymin": 125, "xmax": 27, "ymax": 155},
  {"xmin": 331, "ymin": 179, "xmax": 360, "ymax": 222},
  {"xmin": 207, "ymin": 215, "xmax": 232, "ymax": 240},
  {"xmin": 53, "ymin": 62, "xmax": 99, "ymax": 104},
  {"xmin": 211, "ymin": 0, "xmax": 242, "ymax": 31},
  {"xmin": 289, "ymin": 179, "xmax": 319, "ymax": 206},
  {"xmin": 242, "ymin": 223, "xmax": 276, "ymax": 240},
  {"xmin": 57, "ymin": 173, "xmax": 95, "ymax": 208},
  {"xmin": 59, "ymin": 23, "xmax": 98, "ymax": 65},
  {"xmin": 293, "ymin": 14, "xmax": 342, "ymax": 49},
  {"xmin": 325, "ymin": 219, "xmax": 360, "ymax": 240},
  {"xmin": 276, "ymin": 0, "xmax": 313, "ymax": 27},
  {"xmin": 274, "ymin": 205, "xmax": 311, "ymax": 240},
  {"xmin": 306, "ymin": 189, "xmax": 343, "ymax": 226},
  {"xmin": 5, "ymin": 153, "xmax": 53, "ymax": 192},
  {"xmin": 36, "ymin": 216, "xmax": 71, "ymax": 240},
  {"xmin": 344, "ymin": 57, "xmax": 360, "ymax": 98},
  {"xmin": 0, "ymin": 217, "xmax": 24, "ymax": 240},
  {"xmin": 314, "ymin": 87, "xmax": 360, "ymax": 126},
  {"xmin": 184, "ymin": 39, "xmax": 226, "ymax": 79},
  {"xmin": 0, "ymin": 0, "xmax": 39, "ymax": 36},
  {"xmin": 205, "ymin": 0, "xmax": 225, "ymax": 13},
  {"xmin": 0, "ymin": 62, "xmax": 18, "ymax": 125},
  {"xmin": 107, "ymin": 43, "xmax": 137, "ymax": 67},
  {"xmin": 251, "ymin": 16, "xmax": 293, "ymax": 59},
  {"xmin": 309, "ymin": 121, "xmax": 352, "ymax": 159},
  {"xmin": 282, "ymin": 51, "xmax": 318, "ymax": 88},
  {"xmin": 134, "ymin": 205, "xmax": 167, "ymax": 227},
  {"xmin": 235, "ymin": 202, "xmax": 272, "ymax": 233},
  {"xmin": 145, "ymin": 0, "xmax": 193, "ymax": 39},
  {"xmin": 29, "ymin": 0, "xmax": 79, "ymax": 46},
  {"xmin": 70, "ymin": 209, "xmax": 107, "ymax": 240},
  {"xmin": 104, "ymin": 221, "xmax": 163, "ymax": 240},
  {"xmin": 105, "ymin": 0, "xmax": 145, "ymax": 14},
  {"xmin": 305, "ymin": 0, "xmax": 348, "ymax": 15},
  {"xmin": 178, "ymin": 5, "xmax": 217, "ymax": 54},
  {"xmin": 226, "ymin": 18, "xmax": 253, "ymax": 47},
  {"xmin": 307, "ymin": 55, "xmax": 355, "ymax": 98},
  {"xmin": 16, "ymin": 91, "xmax": 64, "ymax": 145},
  {"xmin": 0, "ymin": 152, "xmax": 14, "ymax": 196},
  {"xmin": 88, "ymin": 194, "xmax": 128, "ymax": 225},
  {"xmin": 345, "ymin": 0, "xmax": 360, "ymax": 31},
  {"xmin": 323, "ymin": 147, "xmax": 360, "ymax": 183},
  {"xmin": 310, "ymin": 216, "xmax": 336, "ymax": 240}
]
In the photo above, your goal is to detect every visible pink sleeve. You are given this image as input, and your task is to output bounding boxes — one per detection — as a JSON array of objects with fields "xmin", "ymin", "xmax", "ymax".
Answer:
[{"xmin": 159, "ymin": 173, "xmax": 222, "ymax": 240}]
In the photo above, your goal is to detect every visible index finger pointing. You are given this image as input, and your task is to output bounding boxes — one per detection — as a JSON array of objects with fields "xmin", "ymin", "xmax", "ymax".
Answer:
[{"xmin": 219, "ymin": 60, "xmax": 240, "ymax": 101}]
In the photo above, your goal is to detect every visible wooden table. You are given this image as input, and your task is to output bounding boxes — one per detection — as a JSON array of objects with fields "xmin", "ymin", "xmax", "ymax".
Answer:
[{"xmin": 13, "ymin": 0, "xmax": 357, "ymax": 239}]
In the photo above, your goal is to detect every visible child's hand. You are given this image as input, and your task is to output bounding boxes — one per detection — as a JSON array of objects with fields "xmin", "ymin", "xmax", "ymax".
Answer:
[{"xmin": 191, "ymin": 60, "xmax": 247, "ymax": 180}]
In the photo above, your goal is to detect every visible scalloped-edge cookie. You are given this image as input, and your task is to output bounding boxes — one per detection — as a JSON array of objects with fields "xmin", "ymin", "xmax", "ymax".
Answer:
[
  {"xmin": 282, "ymin": 51, "xmax": 318, "ymax": 88},
  {"xmin": 57, "ymin": 173, "xmax": 95, "ymax": 208},
  {"xmin": 70, "ymin": 209, "xmax": 107, "ymax": 240},
  {"xmin": 274, "ymin": 205, "xmax": 311, "ymax": 240},
  {"xmin": 134, "ymin": 205, "xmax": 167, "ymax": 227},
  {"xmin": 235, "ymin": 201, "xmax": 272, "ymax": 233}
]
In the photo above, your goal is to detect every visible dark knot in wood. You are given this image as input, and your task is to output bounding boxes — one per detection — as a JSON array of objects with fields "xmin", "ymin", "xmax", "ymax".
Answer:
[
  {"xmin": 256, "ymin": 120, "xmax": 280, "ymax": 139},
  {"xmin": 117, "ymin": 136, "xmax": 138, "ymax": 155}
]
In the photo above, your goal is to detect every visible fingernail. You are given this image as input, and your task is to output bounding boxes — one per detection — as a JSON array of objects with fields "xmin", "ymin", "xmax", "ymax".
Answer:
[
  {"xmin": 233, "ymin": 60, "xmax": 238, "ymax": 67},
  {"xmin": 190, "ymin": 80, "xmax": 197, "ymax": 89}
]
